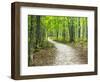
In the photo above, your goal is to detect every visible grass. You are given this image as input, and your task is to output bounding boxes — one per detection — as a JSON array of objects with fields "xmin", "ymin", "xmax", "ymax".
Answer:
[
  {"xmin": 49, "ymin": 37, "xmax": 87, "ymax": 49},
  {"xmin": 33, "ymin": 41, "xmax": 55, "ymax": 53}
]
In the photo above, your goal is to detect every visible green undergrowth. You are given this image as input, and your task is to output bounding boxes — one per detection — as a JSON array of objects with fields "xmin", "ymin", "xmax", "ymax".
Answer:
[{"xmin": 33, "ymin": 41, "xmax": 55, "ymax": 53}]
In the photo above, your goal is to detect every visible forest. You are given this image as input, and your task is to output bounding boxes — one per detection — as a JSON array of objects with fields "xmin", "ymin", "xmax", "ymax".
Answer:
[{"xmin": 28, "ymin": 15, "xmax": 88, "ymax": 66}]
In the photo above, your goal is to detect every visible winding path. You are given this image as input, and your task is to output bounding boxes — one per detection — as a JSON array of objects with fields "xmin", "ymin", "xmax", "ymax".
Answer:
[{"xmin": 48, "ymin": 38, "xmax": 87, "ymax": 65}]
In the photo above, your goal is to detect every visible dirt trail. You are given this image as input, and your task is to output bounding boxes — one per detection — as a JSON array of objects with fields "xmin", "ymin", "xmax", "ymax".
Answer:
[
  {"xmin": 48, "ymin": 38, "xmax": 87, "ymax": 65},
  {"xmin": 31, "ymin": 38, "xmax": 87, "ymax": 66}
]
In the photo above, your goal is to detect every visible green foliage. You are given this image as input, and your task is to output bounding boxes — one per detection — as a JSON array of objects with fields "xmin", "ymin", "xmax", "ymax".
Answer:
[
  {"xmin": 28, "ymin": 15, "xmax": 88, "ymax": 65},
  {"xmin": 41, "ymin": 16, "xmax": 88, "ymax": 42}
]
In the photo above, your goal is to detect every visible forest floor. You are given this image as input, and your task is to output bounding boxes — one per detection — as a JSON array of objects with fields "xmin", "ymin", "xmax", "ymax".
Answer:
[{"xmin": 31, "ymin": 38, "xmax": 87, "ymax": 66}]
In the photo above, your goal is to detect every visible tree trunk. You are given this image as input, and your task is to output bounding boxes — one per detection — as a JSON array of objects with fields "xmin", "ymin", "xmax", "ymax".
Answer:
[{"xmin": 36, "ymin": 16, "xmax": 41, "ymax": 48}]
